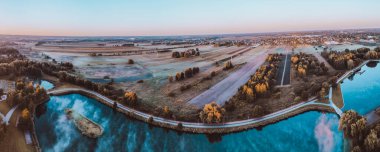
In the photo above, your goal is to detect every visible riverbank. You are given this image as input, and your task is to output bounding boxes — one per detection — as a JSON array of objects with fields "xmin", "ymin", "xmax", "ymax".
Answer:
[{"xmin": 48, "ymin": 88, "xmax": 336, "ymax": 134}]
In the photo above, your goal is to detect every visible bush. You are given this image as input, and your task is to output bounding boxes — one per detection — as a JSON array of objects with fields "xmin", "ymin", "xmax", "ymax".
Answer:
[
  {"xmin": 294, "ymin": 96, "xmax": 302, "ymax": 102},
  {"xmin": 177, "ymin": 123, "xmax": 183, "ymax": 129},
  {"xmin": 168, "ymin": 92, "xmax": 175, "ymax": 97},
  {"xmin": 168, "ymin": 76, "xmax": 174, "ymax": 82},
  {"xmin": 210, "ymin": 71, "xmax": 216, "ymax": 77},
  {"xmin": 148, "ymin": 116, "xmax": 154, "ymax": 123},
  {"xmin": 199, "ymin": 102, "xmax": 225, "ymax": 123},
  {"xmin": 223, "ymin": 61, "xmax": 233, "ymax": 70},
  {"xmin": 124, "ymin": 91, "xmax": 138, "ymax": 106},
  {"xmin": 184, "ymin": 68, "xmax": 193, "ymax": 78},
  {"xmin": 128, "ymin": 59, "xmax": 134, "ymax": 64}
]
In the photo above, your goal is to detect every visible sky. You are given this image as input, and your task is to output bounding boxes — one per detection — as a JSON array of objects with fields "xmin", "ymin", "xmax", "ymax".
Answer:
[{"xmin": 0, "ymin": 0, "xmax": 380, "ymax": 36}]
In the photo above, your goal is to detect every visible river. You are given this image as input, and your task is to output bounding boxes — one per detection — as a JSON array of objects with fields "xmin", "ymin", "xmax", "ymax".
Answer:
[
  {"xmin": 34, "ymin": 94, "xmax": 344, "ymax": 152},
  {"xmin": 34, "ymin": 61, "xmax": 380, "ymax": 152}
]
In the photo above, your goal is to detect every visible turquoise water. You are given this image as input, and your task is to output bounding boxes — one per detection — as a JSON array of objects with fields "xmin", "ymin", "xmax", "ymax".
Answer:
[
  {"xmin": 340, "ymin": 61, "xmax": 380, "ymax": 115},
  {"xmin": 34, "ymin": 80, "xmax": 55, "ymax": 90},
  {"xmin": 34, "ymin": 94, "xmax": 344, "ymax": 152}
]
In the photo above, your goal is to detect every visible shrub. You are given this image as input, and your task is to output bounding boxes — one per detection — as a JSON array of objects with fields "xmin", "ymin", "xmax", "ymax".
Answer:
[
  {"xmin": 177, "ymin": 123, "xmax": 183, "ymax": 129},
  {"xmin": 168, "ymin": 92, "xmax": 175, "ymax": 97},
  {"xmin": 294, "ymin": 96, "xmax": 302, "ymax": 102},
  {"xmin": 124, "ymin": 91, "xmax": 138, "ymax": 106},
  {"xmin": 168, "ymin": 76, "xmax": 174, "ymax": 82},
  {"xmin": 210, "ymin": 71, "xmax": 216, "ymax": 77},
  {"xmin": 223, "ymin": 61, "xmax": 233, "ymax": 70},
  {"xmin": 184, "ymin": 68, "xmax": 193, "ymax": 78},
  {"xmin": 148, "ymin": 116, "xmax": 154, "ymax": 123},
  {"xmin": 128, "ymin": 59, "xmax": 134, "ymax": 64},
  {"xmin": 175, "ymin": 72, "xmax": 181, "ymax": 81}
]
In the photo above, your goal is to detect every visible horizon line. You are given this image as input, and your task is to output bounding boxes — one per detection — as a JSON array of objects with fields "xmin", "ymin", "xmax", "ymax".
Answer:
[{"xmin": 1, "ymin": 27, "xmax": 380, "ymax": 38}]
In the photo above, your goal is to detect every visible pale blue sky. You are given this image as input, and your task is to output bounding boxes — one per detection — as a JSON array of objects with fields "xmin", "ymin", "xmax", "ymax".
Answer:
[{"xmin": 0, "ymin": 0, "xmax": 380, "ymax": 36}]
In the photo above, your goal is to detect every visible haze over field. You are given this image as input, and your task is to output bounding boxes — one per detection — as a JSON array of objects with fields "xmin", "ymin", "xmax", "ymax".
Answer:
[{"xmin": 1, "ymin": 0, "xmax": 380, "ymax": 36}]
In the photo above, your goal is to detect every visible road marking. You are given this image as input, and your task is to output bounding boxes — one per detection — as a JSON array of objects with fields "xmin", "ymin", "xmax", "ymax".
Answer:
[{"xmin": 281, "ymin": 54, "xmax": 288, "ymax": 86}]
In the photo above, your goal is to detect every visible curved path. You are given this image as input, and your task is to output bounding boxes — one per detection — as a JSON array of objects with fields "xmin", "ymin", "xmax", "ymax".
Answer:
[
  {"xmin": 0, "ymin": 104, "xmax": 20, "ymax": 125},
  {"xmin": 187, "ymin": 50, "xmax": 269, "ymax": 107},
  {"xmin": 2, "ymin": 104, "xmax": 20, "ymax": 125},
  {"xmin": 48, "ymin": 88, "xmax": 335, "ymax": 130}
]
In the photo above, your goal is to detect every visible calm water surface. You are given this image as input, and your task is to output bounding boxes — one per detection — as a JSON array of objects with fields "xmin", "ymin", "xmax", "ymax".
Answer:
[
  {"xmin": 35, "ymin": 94, "xmax": 344, "ymax": 152},
  {"xmin": 34, "ymin": 80, "xmax": 54, "ymax": 90},
  {"xmin": 340, "ymin": 61, "xmax": 380, "ymax": 115}
]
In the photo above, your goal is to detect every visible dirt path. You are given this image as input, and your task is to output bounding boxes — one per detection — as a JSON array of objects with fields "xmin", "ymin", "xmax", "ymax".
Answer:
[
  {"xmin": 332, "ymin": 84, "xmax": 344, "ymax": 108},
  {"xmin": 313, "ymin": 52, "xmax": 335, "ymax": 72},
  {"xmin": 187, "ymin": 50, "xmax": 268, "ymax": 107}
]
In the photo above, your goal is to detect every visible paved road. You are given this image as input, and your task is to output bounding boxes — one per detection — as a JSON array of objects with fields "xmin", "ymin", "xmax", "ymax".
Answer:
[
  {"xmin": 276, "ymin": 54, "xmax": 291, "ymax": 86},
  {"xmin": 187, "ymin": 50, "xmax": 269, "ymax": 107},
  {"xmin": 365, "ymin": 110, "xmax": 380, "ymax": 126},
  {"xmin": 48, "ymin": 88, "xmax": 334, "ymax": 129}
]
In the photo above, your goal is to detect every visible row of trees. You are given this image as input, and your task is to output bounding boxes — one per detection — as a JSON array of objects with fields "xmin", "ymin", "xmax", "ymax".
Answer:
[
  {"xmin": 339, "ymin": 110, "xmax": 380, "ymax": 152},
  {"xmin": 6, "ymin": 80, "xmax": 49, "ymax": 107},
  {"xmin": 221, "ymin": 54, "xmax": 282, "ymax": 118},
  {"xmin": 0, "ymin": 59, "xmax": 74, "ymax": 78},
  {"xmin": 57, "ymin": 71, "xmax": 138, "ymax": 106},
  {"xmin": 237, "ymin": 54, "xmax": 281, "ymax": 102},
  {"xmin": 168, "ymin": 67, "xmax": 200, "ymax": 82},
  {"xmin": 291, "ymin": 52, "xmax": 328, "ymax": 77},
  {"xmin": 321, "ymin": 47, "xmax": 380, "ymax": 70},
  {"xmin": 0, "ymin": 47, "xmax": 25, "ymax": 63},
  {"xmin": 171, "ymin": 48, "xmax": 200, "ymax": 58}
]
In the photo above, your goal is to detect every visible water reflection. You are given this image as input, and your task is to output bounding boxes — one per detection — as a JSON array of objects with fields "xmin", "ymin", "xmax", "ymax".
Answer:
[{"xmin": 35, "ymin": 94, "xmax": 343, "ymax": 152}]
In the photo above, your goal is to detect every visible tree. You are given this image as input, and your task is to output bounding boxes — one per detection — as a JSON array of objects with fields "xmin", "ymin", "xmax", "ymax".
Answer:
[
  {"xmin": 163, "ymin": 106, "xmax": 171, "ymax": 118},
  {"xmin": 339, "ymin": 110, "xmax": 366, "ymax": 139},
  {"xmin": 19, "ymin": 108, "xmax": 31, "ymax": 130},
  {"xmin": 199, "ymin": 102, "xmax": 225, "ymax": 123},
  {"xmin": 243, "ymin": 85, "xmax": 255, "ymax": 102},
  {"xmin": 223, "ymin": 61, "xmax": 233, "ymax": 70},
  {"xmin": 124, "ymin": 91, "xmax": 138, "ymax": 106},
  {"xmin": 351, "ymin": 146, "xmax": 362, "ymax": 152},
  {"xmin": 255, "ymin": 83, "xmax": 268, "ymax": 94},
  {"xmin": 175, "ymin": 72, "xmax": 181, "ymax": 81},
  {"xmin": 168, "ymin": 76, "xmax": 174, "ymax": 82},
  {"xmin": 128, "ymin": 59, "xmax": 134, "ymax": 64},
  {"xmin": 351, "ymin": 117, "xmax": 367, "ymax": 140},
  {"xmin": 184, "ymin": 68, "xmax": 193, "ymax": 78},
  {"xmin": 364, "ymin": 129, "xmax": 379, "ymax": 152}
]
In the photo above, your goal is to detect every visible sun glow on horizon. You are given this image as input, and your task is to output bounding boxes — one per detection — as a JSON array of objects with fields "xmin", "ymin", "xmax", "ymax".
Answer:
[{"xmin": 1, "ymin": 0, "xmax": 380, "ymax": 36}]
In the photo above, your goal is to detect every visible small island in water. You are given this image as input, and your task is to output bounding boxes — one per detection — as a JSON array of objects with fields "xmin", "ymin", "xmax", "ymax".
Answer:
[{"xmin": 65, "ymin": 109, "xmax": 104, "ymax": 138}]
